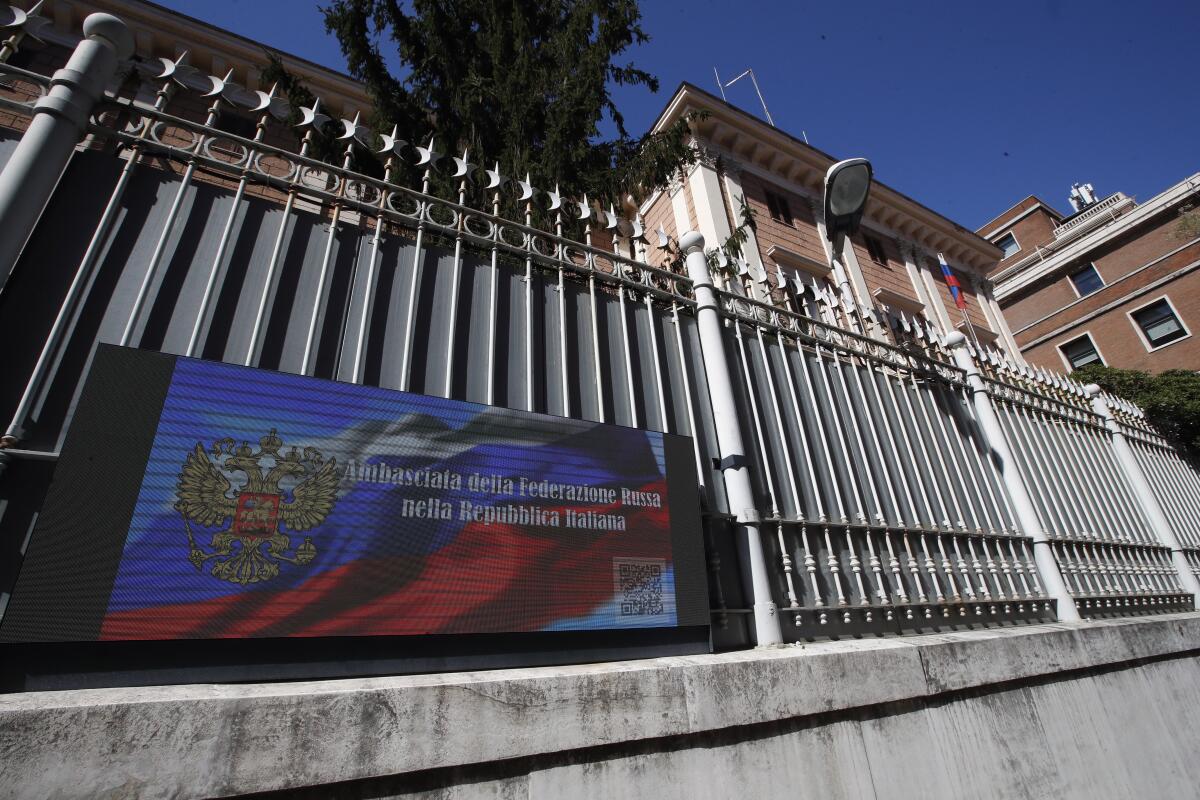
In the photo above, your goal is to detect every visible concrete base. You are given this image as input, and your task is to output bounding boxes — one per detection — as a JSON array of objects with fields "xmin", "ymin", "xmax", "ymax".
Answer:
[{"xmin": 3, "ymin": 614, "xmax": 1200, "ymax": 798}]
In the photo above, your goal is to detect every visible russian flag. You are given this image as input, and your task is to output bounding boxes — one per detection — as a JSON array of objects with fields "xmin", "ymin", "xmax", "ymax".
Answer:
[{"xmin": 937, "ymin": 252, "xmax": 968, "ymax": 310}]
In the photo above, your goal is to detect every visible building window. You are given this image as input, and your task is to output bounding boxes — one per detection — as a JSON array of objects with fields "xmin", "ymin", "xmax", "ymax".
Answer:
[
  {"xmin": 864, "ymin": 235, "xmax": 888, "ymax": 265},
  {"xmin": 1059, "ymin": 334, "xmax": 1103, "ymax": 370},
  {"xmin": 996, "ymin": 232, "xmax": 1020, "ymax": 259},
  {"xmin": 1069, "ymin": 263, "xmax": 1104, "ymax": 297},
  {"xmin": 764, "ymin": 190, "xmax": 793, "ymax": 226},
  {"xmin": 1130, "ymin": 298, "xmax": 1188, "ymax": 349}
]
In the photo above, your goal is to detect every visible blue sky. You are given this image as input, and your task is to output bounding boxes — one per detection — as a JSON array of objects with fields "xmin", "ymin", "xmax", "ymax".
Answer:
[{"xmin": 156, "ymin": 0, "xmax": 1198, "ymax": 230}]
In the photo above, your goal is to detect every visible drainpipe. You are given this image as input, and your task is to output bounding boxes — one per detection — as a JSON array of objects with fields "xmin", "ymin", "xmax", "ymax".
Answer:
[
  {"xmin": 682, "ymin": 230, "xmax": 783, "ymax": 645},
  {"xmin": 0, "ymin": 13, "xmax": 133, "ymax": 288}
]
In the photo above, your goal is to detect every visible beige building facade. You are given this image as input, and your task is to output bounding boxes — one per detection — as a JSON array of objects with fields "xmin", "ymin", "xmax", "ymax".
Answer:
[{"xmin": 640, "ymin": 83, "xmax": 1019, "ymax": 354}]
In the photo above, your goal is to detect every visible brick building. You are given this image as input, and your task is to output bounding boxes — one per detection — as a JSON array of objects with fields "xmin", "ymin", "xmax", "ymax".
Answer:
[
  {"xmin": 639, "ymin": 83, "xmax": 1019, "ymax": 355},
  {"xmin": 978, "ymin": 175, "xmax": 1200, "ymax": 373}
]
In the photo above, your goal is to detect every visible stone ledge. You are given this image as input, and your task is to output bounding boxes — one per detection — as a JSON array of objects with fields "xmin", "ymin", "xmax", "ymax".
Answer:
[{"xmin": 2, "ymin": 613, "xmax": 1199, "ymax": 800}]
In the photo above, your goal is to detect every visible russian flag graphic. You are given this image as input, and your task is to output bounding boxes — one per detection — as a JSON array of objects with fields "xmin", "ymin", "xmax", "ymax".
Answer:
[{"xmin": 99, "ymin": 358, "xmax": 678, "ymax": 640}]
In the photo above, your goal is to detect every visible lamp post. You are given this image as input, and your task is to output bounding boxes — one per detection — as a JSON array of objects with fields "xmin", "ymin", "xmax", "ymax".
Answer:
[
  {"xmin": 823, "ymin": 158, "xmax": 873, "ymax": 334},
  {"xmin": 823, "ymin": 158, "xmax": 873, "ymax": 243}
]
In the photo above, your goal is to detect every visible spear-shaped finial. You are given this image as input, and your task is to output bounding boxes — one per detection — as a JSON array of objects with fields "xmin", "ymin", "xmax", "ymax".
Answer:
[
  {"xmin": 202, "ymin": 69, "xmax": 234, "ymax": 98},
  {"xmin": 415, "ymin": 136, "xmax": 438, "ymax": 167},
  {"xmin": 297, "ymin": 96, "xmax": 329, "ymax": 129},
  {"xmin": 656, "ymin": 224, "xmax": 671, "ymax": 250},
  {"xmin": 484, "ymin": 161, "xmax": 503, "ymax": 190},
  {"xmin": 153, "ymin": 49, "xmax": 189, "ymax": 81},
  {"xmin": 451, "ymin": 148, "xmax": 472, "ymax": 178},
  {"xmin": 250, "ymin": 82, "xmax": 277, "ymax": 112},
  {"xmin": 378, "ymin": 124, "xmax": 406, "ymax": 156},
  {"xmin": 515, "ymin": 173, "xmax": 534, "ymax": 202},
  {"xmin": 336, "ymin": 111, "xmax": 363, "ymax": 141},
  {"xmin": 578, "ymin": 193, "xmax": 592, "ymax": 221}
]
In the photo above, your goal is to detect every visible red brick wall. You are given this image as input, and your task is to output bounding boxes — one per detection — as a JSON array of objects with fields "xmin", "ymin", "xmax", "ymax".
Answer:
[
  {"xmin": 851, "ymin": 231, "xmax": 920, "ymax": 304},
  {"xmin": 640, "ymin": 188, "xmax": 679, "ymax": 272},
  {"xmin": 738, "ymin": 172, "xmax": 827, "ymax": 272},
  {"xmin": 1005, "ymin": 210, "xmax": 1198, "ymax": 340},
  {"xmin": 1001, "ymin": 208, "xmax": 1060, "ymax": 261},
  {"xmin": 1004, "ymin": 274, "xmax": 1079, "ymax": 331},
  {"xmin": 979, "ymin": 196, "xmax": 1064, "ymax": 273},
  {"xmin": 1023, "ymin": 263, "xmax": 1200, "ymax": 374},
  {"xmin": 1091, "ymin": 211, "xmax": 1190, "ymax": 284}
]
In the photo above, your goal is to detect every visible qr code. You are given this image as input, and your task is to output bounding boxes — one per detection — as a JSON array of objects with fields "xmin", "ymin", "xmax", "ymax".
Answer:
[{"xmin": 614, "ymin": 558, "xmax": 665, "ymax": 616}]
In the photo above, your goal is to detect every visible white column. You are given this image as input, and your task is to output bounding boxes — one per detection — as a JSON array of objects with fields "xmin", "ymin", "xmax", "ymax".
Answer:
[
  {"xmin": 947, "ymin": 333, "xmax": 1080, "ymax": 620},
  {"xmin": 1088, "ymin": 386, "xmax": 1200, "ymax": 606},
  {"xmin": 721, "ymin": 167, "xmax": 769, "ymax": 297},
  {"xmin": 682, "ymin": 230, "xmax": 783, "ymax": 646},
  {"xmin": 984, "ymin": 281, "xmax": 1024, "ymax": 361},
  {"xmin": 0, "ymin": 13, "xmax": 134, "ymax": 287},
  {"xmin": 896, "ymin": 239, "xmax": 935, "ymax": 316},
  {"xmin": 686, "ymin": 154, "xmax": 733, "ymax": 253},
  {"xmin": 913, "ymin": 246, "xmax": 954, "ymax": 331}
]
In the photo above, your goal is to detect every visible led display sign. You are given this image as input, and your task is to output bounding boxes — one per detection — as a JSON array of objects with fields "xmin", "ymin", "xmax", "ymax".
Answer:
[{"xmin": 1, "ymin": 346, "xmax": 707, "ymax": 643}]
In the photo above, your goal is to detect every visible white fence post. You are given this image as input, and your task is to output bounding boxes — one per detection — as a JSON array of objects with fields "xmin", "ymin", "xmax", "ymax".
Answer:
[
  {"xmin": 1087, "ymin": 385, "xmax": 1200, "ymax": 607},
  {"xmin": 946, "ymin": 333, "xmax": 1080, "ymax": 620},
  {"xmin": 0, "ymin": 14, "xmax": 133, "ymax": 287},
  {"xmin": 682, "ymin": 231, "xmax": 783, "ymax": 645}
]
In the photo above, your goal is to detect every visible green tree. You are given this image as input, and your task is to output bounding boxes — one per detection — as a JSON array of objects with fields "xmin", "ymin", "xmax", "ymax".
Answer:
[
  {"xmin": 1172, "ymin": 202, "xmax": 1200, "ymax": 242},
  {"xmin": 313, "ymin": 0, "xmax": 699, "ymax": 208},
  {"xmin": 1073, "ymin": 365, "xmax": 1200, "ymax": 456}
]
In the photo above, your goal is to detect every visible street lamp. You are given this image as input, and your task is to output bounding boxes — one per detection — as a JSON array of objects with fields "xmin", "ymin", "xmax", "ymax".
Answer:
[
  {"xmin": 822, "ymin": 158, "xmax": 873, "ymax": 334},
  {"xmin": 823, "ymin": 157, "xmax": 873, "ymax": 243}
]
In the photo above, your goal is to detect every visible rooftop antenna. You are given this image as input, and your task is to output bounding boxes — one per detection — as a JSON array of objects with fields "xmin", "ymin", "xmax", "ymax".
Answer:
[
  {"xmin": 712, "ymin": 66, "xmax": 807, "ymax": 142},
  {"xmin": 723, "ymin": 67, "xmax": 774, "ymax": 127}
]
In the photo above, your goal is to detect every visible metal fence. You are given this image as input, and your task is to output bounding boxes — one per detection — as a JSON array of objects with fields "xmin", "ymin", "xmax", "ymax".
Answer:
[
  {"xmin": 1113, "ymin": 400, "xmax": 1200, "ymax": 581},
  {"xmin": 0, "ymin": 14, "xmax": 1197, "ymax": 648}
]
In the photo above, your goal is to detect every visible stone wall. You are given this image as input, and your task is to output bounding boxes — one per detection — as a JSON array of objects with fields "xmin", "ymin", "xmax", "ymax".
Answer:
[{"xmin": 3, "ymin": 613, "xmax": 1199, "ymax": 798}]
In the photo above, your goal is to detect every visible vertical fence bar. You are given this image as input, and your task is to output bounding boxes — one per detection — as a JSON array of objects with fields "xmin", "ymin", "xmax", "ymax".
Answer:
[
  {"xmin": 121, "ymin": 93, "xmax": 225, "ymax": 347},
  {"xmin": 300, "ymin": 140, "xmax": 355, "ymax": 376},
  {"xmin": 348, "ymin": 149, "xmax": 397, "ymax": 384},
  {"xmin": 244, "ymin": 114, "xmax": 317, "ymax": 366},
  {"xmin": 397, "ymin": 143, "xmax": 435, "ymax": 391},
  {"xmin": 441, "ymin": 151, "xmax": 471, "ymax": 398},
  {"xmin": 185, "ymin": 98, "xmax": 277, "ymax": 358}
]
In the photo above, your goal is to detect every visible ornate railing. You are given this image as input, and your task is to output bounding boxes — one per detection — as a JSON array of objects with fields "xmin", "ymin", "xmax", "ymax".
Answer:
[{"xmin": 1052, "ymin": 192, "xmax": 1132, "ymax": 240}]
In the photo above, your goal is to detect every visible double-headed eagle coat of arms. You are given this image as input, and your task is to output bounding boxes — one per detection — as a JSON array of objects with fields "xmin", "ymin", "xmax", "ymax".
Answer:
[{"xmin": 175, "ymin": 429, "xmax": 339, "ymax": 585}]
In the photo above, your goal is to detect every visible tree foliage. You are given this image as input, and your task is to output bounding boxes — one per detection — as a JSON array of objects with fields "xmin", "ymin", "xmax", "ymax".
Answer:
[
  {"xmin": 1173, "ymin": 202, "xmax": 1200, "ymax": 242},
  {"xmin": 1073, "ymin": 364, "xmax": 1200, "ymax": 456},
  {"xmin": 315, "ymin": 0, "xmax": 699, "ymax": 206}
]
